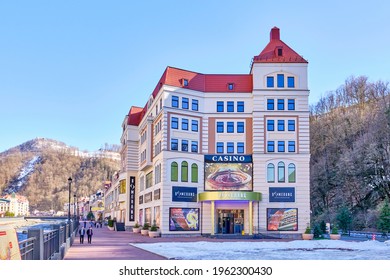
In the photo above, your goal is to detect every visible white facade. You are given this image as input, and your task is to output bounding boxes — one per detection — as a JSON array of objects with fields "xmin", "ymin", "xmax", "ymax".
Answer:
[{"xmin": 117, "ymin": 27, "xmax": 310, "ymax": 237}]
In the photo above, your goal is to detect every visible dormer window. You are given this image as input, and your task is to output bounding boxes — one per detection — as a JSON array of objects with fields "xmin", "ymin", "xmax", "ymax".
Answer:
[
  {"xmin": 182, "ymin": 79, "xmax": 189, "ymax": 87},
  {"xmin": 228, "ymin": 83, "xmax": 234, "ymax": 90},
  {"xmin": 277, "ymin": 47, "xmax": 283, "ymax": 57}
]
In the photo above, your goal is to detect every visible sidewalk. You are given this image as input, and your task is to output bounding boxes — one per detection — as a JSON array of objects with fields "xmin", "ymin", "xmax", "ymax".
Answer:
[{"xmin": 63, "ymin": 226, "xmax": 167, "ymax": 260}]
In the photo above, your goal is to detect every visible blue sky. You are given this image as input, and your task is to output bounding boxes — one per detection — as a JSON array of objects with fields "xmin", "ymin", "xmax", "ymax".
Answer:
[{"xmin": 1, "ymin": 0, "xmax": 389, "ymax": 153}]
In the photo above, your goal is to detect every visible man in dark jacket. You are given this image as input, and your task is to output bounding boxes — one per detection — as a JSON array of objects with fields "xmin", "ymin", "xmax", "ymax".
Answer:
[
  {"xmin": 79, "ymin": 226, "xmax": 86, "ymax": 244},
  {"xmin": 87, "ymin": 226, "xmax": 93, "ymax": 244}
]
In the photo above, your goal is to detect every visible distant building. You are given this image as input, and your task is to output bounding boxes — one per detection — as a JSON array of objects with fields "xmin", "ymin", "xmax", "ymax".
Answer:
[
  {"xmin": 0, "ymin": 198, "xmax": 10, "ymax": 217},
  {"xmin": 1, "ymin": 193, "xmax": 29, "ymax": 216},
  {"xmin": 111, "ymin": 27, "xmax": 310, "ymax": 237}
]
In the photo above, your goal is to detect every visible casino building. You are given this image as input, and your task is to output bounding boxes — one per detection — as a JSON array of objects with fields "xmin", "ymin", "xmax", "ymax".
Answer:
[{"xmin": 117, "ymin": 27, "xmax": 310, "ymax": 237}]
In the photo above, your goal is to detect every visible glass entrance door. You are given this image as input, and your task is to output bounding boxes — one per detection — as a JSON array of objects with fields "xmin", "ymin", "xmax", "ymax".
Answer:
[{"xmin": 217, "ymin": 209, "xmax": 244, "ymax": 234}]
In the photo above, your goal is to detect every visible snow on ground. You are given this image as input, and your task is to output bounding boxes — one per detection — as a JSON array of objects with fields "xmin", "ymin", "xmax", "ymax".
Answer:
[{"xmin": 131, "ymin": 240, "xmax": 390, "ymax": 260}]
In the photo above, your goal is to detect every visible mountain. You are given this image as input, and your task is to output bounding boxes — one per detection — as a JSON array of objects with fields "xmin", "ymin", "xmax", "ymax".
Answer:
[
  {"xmin": 310, "ymin": 76, "xmax": 390, "ymax": 230},
  {"xmin": 0, "ymin": 138, "xmax": 120, "ymax": 211}
]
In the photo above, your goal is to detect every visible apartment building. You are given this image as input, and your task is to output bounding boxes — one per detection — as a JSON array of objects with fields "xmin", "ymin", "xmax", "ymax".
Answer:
[{"xmin": 116, "ymin": 27, "xmax": 310, "ymax": 237}]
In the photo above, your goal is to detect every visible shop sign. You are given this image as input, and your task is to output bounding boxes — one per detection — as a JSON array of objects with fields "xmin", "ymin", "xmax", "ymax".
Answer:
[
  {"xmin": 198, "ymin": 191, "xmax": 262, "ymax": 201},
  {"xmin": 129, "ymin": 176, "xmax": 135, "ymax": 221},
  {"xmin": 269, "ymin": 187, "xmax": 295, "ymax": 202},
  {"xmin": 205, "ymin": 155, "xmax": 252, "ymax": 163},
  {"xmin": 169, "ymin": 208, "xmax": 199, "ymax": 231},
  {"xmin": 172, "ymin": 186, "xmax": 197, "ymax": 202}
]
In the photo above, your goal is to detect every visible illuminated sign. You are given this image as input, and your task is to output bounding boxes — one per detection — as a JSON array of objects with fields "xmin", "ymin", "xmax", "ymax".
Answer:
[
  {"xmin": 267, "ymin": 208, "xmax": 298, "ymax": 231},
  {"xmin": 169, "ymin": 208, "xmax": 199, "ymax": 231},
  {"xmin": 198, "ymin": 191, "xmax": 261, "ymax": 201},
  {"xmin": 129, "ymin": 176, "xmax": 135, "ymax": 221},
  {"xmin": 172, "ymin": 187, "xmax": 197, "ymax": 202},
  {"xmin": 269, "ymin": 187, "xmax": 295, "ymax": 202}
]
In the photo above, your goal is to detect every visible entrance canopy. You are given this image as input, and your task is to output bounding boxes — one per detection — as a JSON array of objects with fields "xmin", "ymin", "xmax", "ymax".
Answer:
[{"xmin": 198, "ymin": 191, "xmax": 262, "ymax": 201}]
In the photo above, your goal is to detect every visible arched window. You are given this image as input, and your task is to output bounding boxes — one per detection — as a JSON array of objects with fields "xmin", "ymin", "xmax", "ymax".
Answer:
[
  {"xmin": 288, "ymin": 163, "xmax": 296, "ymax": 183},
  {"xmin": 191, "ymin": 164, "xmax": 198, "ymax": 183},
  {"xmin": 181, "ymin": 161, "xmax": 188, "ymax": 182},
  {"xmin": 267, "ymin": 163, "xmax": 275, "ymax": 183},
  {"xmin": 171, "ymin": 162, "xmax": 178, "ymax": 182},
  {"xmin": 278, "ymin": 162, "xmax": 285, "ymax": 183}
]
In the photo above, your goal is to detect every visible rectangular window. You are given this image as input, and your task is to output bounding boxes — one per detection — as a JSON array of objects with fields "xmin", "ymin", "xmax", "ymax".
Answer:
[
  {"xmin": 277, "ymin": 74, "xmax": 284, "ymax": 88},
  {"xmin": 267, "ymin": 99, "xmax": 274, "ymax": 110},
  {"xmin": 237, "ymin": 122, "xmax": 244, "ymax": 133},
  {"xmin": 183, "ymin": 79, "xmax": 189, "ymax": 87},
  {"xmin": 191, "ymin": 141, "xmax": 198, "ymax": 153},
  {"xmin": 192, "ymin": 99, "xmax": 199, "ymax": 111},
  {"xmin": 278, "ymin": 141, "xmax": 285, "ymax": 152},
  {"xmin": 288, "ymin": 120, "xmax": 295, "ymax": 131},
  {"xmin": 171, "ymin": 117, "xmax": 178, "ymax": 129},
  {"xmin": 267, "ymin": 120, "xmax": 274, "ymax": 131},
  {"xmin": 288, "ymin": 141, "xmax": 296, "ymax": 152},
  {"xmin": 237, "ymin": 142, "xmax": 244, "ymax": 153},
  {"xmin": 217, "ymin": 122, "xmax": 224, "ymax": 133},
  {"xmin": 287, "ymin": 77, "xmax": 295, "ymax": 88},
  {"xmin": 227, "ymin": 142, "xmax": 234, "ymax": 153},
  {"xmin": 146, "ymin": 172, "xmax": 153, "ymax": 189},
  {"xmin": 217, "ymin": 101, "xmax": 224, "ymax": 112},
  {"xmin": 237, "ymin": 101, "xmax": 244, "ymax": 112},
  {"xmin": 278, "ymin": 120, "xmax": 285, "ymax": 131},
  {"xmin": 267, "ymin": 141, "xmax": 275, "ymax": 152},
  {"xmin": 191, "ymin": 120, "xmax": 198, "ymax": 132},
  {"xmin": 228, "ymin": 83, "xmax": 234, "ymax": 90},
  {"xmin": 182, "ymin": 97, "xmax": 189, "ymax": 109},
  {"xmin": 182, "ymin": 118, "xmax": 188, "ymax": 130},
  {"xmin": 227, "ymin": 122, "xmax": 234, "ymax": 133},
  {"xmin": 277, "ymin": 99, "xmax": 284, "ymax": 110},
  {"xmin": 288, "ymin": 99, "xmax": 295, "ymax": 110},
  {"xmin": 172, "ymin": 96, "xmax": 179, "ymax": 108},
  {"xmin": 171, "ymin": 139, "xmax": 178, "ymax": 151},
  {"xmin": 267, "ymin": 76, "xmax": 274, "ymax": 87},
  {"xmin": 227, "ymin": 101, "xmax": 234, "ymax": 112},
  {"xmin": 217, "ymin": 142, "xmax": 224, "ymax": 154},
  {"xmin": 181, "ymin": 140, "xmax": 188, "ymax": 152}
]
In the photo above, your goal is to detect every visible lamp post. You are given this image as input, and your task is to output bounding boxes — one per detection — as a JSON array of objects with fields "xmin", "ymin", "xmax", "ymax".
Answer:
[
  {"xmin": 73, "ymin": 194, "xmax": 77, "ymax": 220},
  {"xmin": 68, "ymin": 177, "xmax": 72, "ymax": 223}
]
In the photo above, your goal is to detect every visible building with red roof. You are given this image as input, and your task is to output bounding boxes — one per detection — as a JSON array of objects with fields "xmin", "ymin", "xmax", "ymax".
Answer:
[{"xmin": 105, "ymin": 27, "xmax": 310, "ymax": 238}]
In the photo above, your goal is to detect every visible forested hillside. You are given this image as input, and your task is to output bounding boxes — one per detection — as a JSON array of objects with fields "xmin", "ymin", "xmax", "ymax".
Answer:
[
  {"xmin": 0, "ymin": 138, "xmax": 120, "ymax": 211},
  {"xmin": 310, "ymin": 76, "xmax": 390, "ymax": 230}
]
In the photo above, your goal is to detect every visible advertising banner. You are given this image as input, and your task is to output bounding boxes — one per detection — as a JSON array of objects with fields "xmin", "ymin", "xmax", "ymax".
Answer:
[
  {"xmin": 0, "ymin": 226, "xmax": 21, "ymax": 260},
  {"xmin": 205, "ymin": 155, "xmax": 253, "ymax": 191},
  {"xmin": 269, "ymin": 187, "xmax": 295, "ymax": 202},
  {"xmin": 267, "ymin": 208, "xmax": 298, "ymax": 231},
  {"xmin": 172, "ymin": 186, "xmax": 197, "ymax": 202},
  {"xmin": 169, "ymin": 208, "xmax": 199, "ymax": 231},
  {"xmin": 129, "ymin": 176, "xmax": 135, "ymax": 222}
]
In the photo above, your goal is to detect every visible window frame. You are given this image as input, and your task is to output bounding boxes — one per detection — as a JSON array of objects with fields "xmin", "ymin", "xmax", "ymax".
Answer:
[
  {"xmin": 267, "ymin": 120, "xmax": 274, "ymax": 131},
  {"xmin": 171, "ymin": 138, "xmax": 178, "ymax": 151},
  {"xmin": 267, "ymin": 76, "xmax": 274, "ymax": 88},
  {"xmin": 288, "ymin": 141, "xmax": 296, "ymax": 153},
  {"xmin": 288, "ymin": 120, "xmax": 295, "ymax": 131},
  {"xmin": 217, "ymin": 121, "xmax": 224, "ymax": 133},
  {"xmin": 181, "ymin": 118, "xmax": 189, "ymax": 131},
  {"xmin": 227, "ymin": 122, "xmax": 234, "ymax": 133},
  {"xmin": 172, "ymin": 96, "xmax": 179, "ymax": 108},
  {"xmin": 237, "ymin": 142, "xmax": 244, "ymax": 153},
  {"xmin": 287, "ymin": 77, "xmax": 295, "ymax": 88},
  {"xmin": 227, "ymin": 142, "xmax": 234, "ymax": 153},
  {"xmin": 288, "ymin": 99, "xmax": 295, "ymax": 111},
  {"xmin": 267, "ymin": 141, "xmax": 275, "ymax": 153},
  {"xmin": 191, "ymin": 120, "xmax": 198, "ymax": 132},
  {"xmin": 192, "ymin": 99, "xmax": 199, "ymax": 111},
  {"xmin": 277, "ymin": 74, "xmax": 285, "ymax": 88},
  {"xmin": 277, "ymin": 120, "xmax": 285, "ymax": 131},
  {"xmin": 171, "ymin": 117, "xmax": 179, "ymax": 129},
  {"xmin": 237, "ymin": 101, "xmax": 244, "ymax": 112},
  {"xmin": 277, "ymin": 99, "xmax": 284, "ymax": 110},
  {"xmin": 278, "ymin": 141, "xmax": 285, "ymax": 152},
  {"xmin": 217, "ymin": 142, "xmax": 224, "ymax": 154},
  {"xmin": 191, "ymin": 141, "xmax": 198, "ymax": 153},
  {"xmin": 267, "ymin": 99, "xmax": 274, "ymax": 110},
  {"xmin": 227, "ymin": 101, "xmax": 234, "ymax": 112},
  {"xmin": 267, "ymin": 163, "xmax": 275, "ymax": 183},
  {"xmin": 217, "ymin": 101, "xmax": 224, "ymax": 112},
  {"xmin": 182, "ymin": 97, "xmax": 189, "ymax": 109},
  {"xmin": 237, "ymin": 122, "xmax": 244, "ymax": 133}
]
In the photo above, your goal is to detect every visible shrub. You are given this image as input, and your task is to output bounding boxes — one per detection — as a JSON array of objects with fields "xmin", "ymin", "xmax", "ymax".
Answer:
[
  {"xmin": 107, "ymin": 219, "xmax": 114, "ymax": 227},
  {"xmin": 313, "ymin": 224, "xmax": 323, "ymax": 238},
  {"xmin": 150, "ymin": 221, "xmax": 158, "ymax": 232},
  {"xmin": 142, "ymin": 223, "xmax": 150, "ymax": 230},
  {"xmin": 134, "ymin": 221, "xmax": 140, "ymax": 228},
  {"xmin": 331, "ymin": 225, "xmax": 339, "ymax": 234},
  {"xmin": 304, "ymin": 226, "xmax": 311, "ymax": 234}
]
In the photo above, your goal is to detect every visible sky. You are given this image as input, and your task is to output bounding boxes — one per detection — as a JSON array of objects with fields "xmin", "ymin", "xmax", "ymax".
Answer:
[{"xmin": 1, "ymin": 0, "xmax": 390, "ymax": 153}]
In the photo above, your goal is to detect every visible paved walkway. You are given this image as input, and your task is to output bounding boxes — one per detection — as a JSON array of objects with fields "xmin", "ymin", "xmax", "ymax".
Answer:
[{"xmin": 64, "ymin": 226, "xmax": 289, "ymax": 260}]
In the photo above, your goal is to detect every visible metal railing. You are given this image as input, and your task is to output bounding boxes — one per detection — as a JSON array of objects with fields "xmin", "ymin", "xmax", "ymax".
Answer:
[{"xmin": 18, "ymin": 219, "xmax": 79, "ymax": 260}]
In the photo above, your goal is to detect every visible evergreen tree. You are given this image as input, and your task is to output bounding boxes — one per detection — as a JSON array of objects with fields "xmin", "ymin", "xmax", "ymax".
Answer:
[
  {"xmin": 336, "ymin": 206, "xmax": 352, "ymax": 234},
  {"xmin": 377, "ymin": 200, "xmax": 390, "ymax": 234}
]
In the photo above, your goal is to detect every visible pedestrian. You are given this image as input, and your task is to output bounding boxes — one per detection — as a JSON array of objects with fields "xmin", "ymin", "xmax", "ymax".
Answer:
[
  {"xmin": 83, "ymin": 220, "xmax": 87, "ymax": 228},
  {"xmin": 87, "ymin": 226, "xmax": 93, "ymax": 244},
  {"xmin": 79, "ymin": 226, "xmax": 86, "ymax": 244}
]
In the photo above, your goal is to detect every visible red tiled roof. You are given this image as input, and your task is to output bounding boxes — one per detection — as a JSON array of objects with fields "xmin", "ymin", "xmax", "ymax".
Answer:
[
  {"xmin": 253, "ymin": 27, "xmax": 307, "ymax": 63},
  {"xmin": 127, "ymin": 106, "xmax": 144, "ymax": 126}
]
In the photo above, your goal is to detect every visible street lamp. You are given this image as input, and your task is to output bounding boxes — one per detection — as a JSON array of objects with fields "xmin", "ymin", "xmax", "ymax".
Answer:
[
  {"xmin": 68, "ymin": 177, "xmax": 72, "ymax": 223},
  {"xmin": 73, "ymin": 194, "xmax": 77, "ymax": 220}
]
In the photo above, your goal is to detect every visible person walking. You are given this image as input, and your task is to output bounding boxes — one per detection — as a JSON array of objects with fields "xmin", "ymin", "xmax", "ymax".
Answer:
[
  {"xmin": 78, "ymin": 226, "xmax": 86, "ymax": 244},
  {"xmin": 87, "ymin": 226, "xmax": 93, "ymax": 244}
]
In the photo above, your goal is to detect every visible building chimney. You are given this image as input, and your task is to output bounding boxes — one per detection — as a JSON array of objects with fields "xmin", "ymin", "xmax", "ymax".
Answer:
[{"xmin": 270, "ymin": 27, "xmax": 280, "ymax": 41}]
